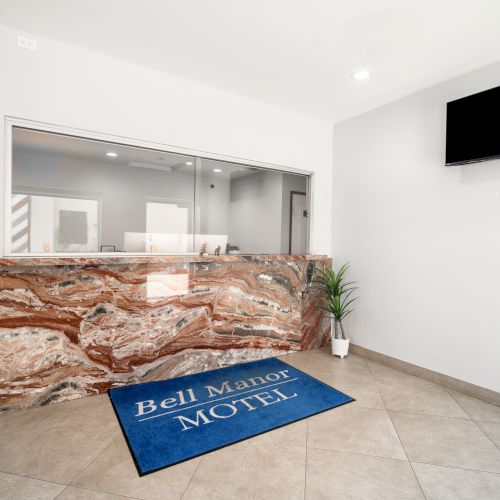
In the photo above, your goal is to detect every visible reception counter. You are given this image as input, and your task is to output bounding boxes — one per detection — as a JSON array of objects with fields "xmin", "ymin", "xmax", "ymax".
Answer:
[{"xmin": 0, "ymin": 254, "xmax": 331, "ymax": 412}]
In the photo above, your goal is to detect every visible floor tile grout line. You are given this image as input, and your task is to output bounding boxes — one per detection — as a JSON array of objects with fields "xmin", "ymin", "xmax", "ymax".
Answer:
[
  {"xmin": 445, "ymin": 390, "xmax": 500, "ymax": 452},
  {"xmin": 0, "ymin": 470, "xmax": 68, "ymax": 489},
  {"xmin": 55, "ymin": 484, "xmax": 142, "ymax": 500},
  {"xmin": 305, "ymin": 445, "xmax": 409, "ymax": 463},
  {"xmin": 180, "ymin": 457, "xmax": 203, "ymax": 499},
  {"xmin": 355, "ymin": 353, "xmax": 373, "ymax": 370},
  {"xmin": 469, "ymin": 418, "xmax": 500, "ymax": 424},
  {"xmin": 364, "ymin": 364, "xmax": 473, "ymax": 421},
  {"xmin": 368, "ymin": 360, "xmax": 500, "ymax": 477},
  {"xmin": 387, "ymin": 412, "xmax": 428, "ymax": 500},
  {"xmin": 66, "ymin": 436, "xmax": 115, "ymax": 487},
  {"xmin": 54, "ymin": 487, "xmax": 68, "ymax": 500},
  {"xmin": 359, "ymin": 355, "xmax": 500, "ymax": 409},
  {"xmin": 355, "ymin": 353, "xmax": 380, "ymax": 385},
  {"xmin": 366, "ymin": 360, "xmax": 429, "ymax": 500},
  {"xmin": 384, "ymin": 408, "xmax": 472, "ymax": 421},
  {"xmin": 302, "ymin": 444, "xmax": 500, "ymax": 476},
  {"xmin": 367, "ymin": 359, "xmax": 500, "ymax": 488},
  {"xmin": 351, "ymin": 354, "xmax": 391, "ymax": 411},
  {"xmin": 364, "ymin": 358, "xmax": 500, "ymax": 414},
  {"xmin": 410, "ymin": 460, "xmax": 500, "ymax": 475},
  {"xmin": 470, "ymin": 419, "xmax": 500, "ymax": 452},
  {"xmin": 364, "ymin": 360, "xmax": 389, "ymax": 412},
  {"xmin": 364, "ymin": 360, "xmax": 392, "ymax": 412},
  {"xmin": 444, "ymin": 385, "xmax": 500, "ymax": 420},
  {"xmin": 365, "ymin": 360, "xmax": 447, "ymax": 388}
]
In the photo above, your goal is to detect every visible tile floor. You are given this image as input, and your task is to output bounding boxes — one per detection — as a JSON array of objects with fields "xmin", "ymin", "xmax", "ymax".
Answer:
[{"xmin": 1, "ymin": 348, "xmax": 500, "ymax": 499}]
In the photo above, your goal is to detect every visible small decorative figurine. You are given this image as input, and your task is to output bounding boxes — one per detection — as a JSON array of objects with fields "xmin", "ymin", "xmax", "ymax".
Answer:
[
  {"xmin": 214, "ymin": 245, "xmax": 221, "ymax": 256},
  {"xmin": 199, "ymin": 243, "xmax": 208, "ymax": 257}
]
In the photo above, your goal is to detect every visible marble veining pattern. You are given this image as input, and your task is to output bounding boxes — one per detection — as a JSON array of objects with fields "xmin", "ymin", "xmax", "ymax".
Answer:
[{"xmin": 0, "ymin": 255, "xmax": 330, "ymax": 412}]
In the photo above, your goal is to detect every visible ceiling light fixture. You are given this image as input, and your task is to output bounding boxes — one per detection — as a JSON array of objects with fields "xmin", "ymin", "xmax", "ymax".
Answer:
[
  {"xmin": 186, "ymin": 161, "xmax": 193, "ymax": 166},
  {"xmin": 213, "ymin": 168, "xmax": 222, "ymax": 173},
  {"xmin": 351, "ymin": 70, "xmax": 371, "ymax": 80},
  {"xmin": 106, "ymin": 152, "xmax": 118, "ymax": 157}
]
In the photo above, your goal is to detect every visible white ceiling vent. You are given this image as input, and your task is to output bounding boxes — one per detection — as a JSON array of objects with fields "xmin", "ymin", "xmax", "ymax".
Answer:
[{"xmin": 127, "ymin": 161, "xmax": 173, "ymax": 172}]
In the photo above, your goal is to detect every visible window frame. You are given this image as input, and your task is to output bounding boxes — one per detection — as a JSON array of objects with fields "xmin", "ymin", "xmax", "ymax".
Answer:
[{"xmin": 4, "ymin": 116, "xmax": 313, "ymax": 257}]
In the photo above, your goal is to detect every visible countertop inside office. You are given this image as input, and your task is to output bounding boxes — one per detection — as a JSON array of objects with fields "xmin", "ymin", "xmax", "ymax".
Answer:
[{"xmin": 0, "ymin": 253, "xmax": 329, "ymax": 268}]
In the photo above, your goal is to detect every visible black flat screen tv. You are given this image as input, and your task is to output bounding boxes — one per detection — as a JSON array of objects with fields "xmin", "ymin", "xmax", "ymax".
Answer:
[{"xmin": 446, "ymin": 85, "xmax": 500, "ymax": 166}]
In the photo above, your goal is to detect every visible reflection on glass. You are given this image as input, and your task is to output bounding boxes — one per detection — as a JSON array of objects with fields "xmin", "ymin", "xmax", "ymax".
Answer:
[
  {"xmin": 11, "ymin": 127, "xmax": 195, "ymax": 253},
  {"xmin": 146, "ymin": 272, "xmax": 189, "ymax": 299},
  {"xmin": 197, "ymin": 159, "xmax": 308, "ymax": 255},
  {"xmin": 11, "ymin": 193, "xmax": 99, "ymax": 253},
  {"xmin": 10, "ymin": 126, "xmax": 310, "ymax": 255}
]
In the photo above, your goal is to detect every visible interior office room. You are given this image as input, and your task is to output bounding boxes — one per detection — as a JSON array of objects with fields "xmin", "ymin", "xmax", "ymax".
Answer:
[{"xmin": 0, "ymin": 1, "xmax": 499, "ymax": 499}]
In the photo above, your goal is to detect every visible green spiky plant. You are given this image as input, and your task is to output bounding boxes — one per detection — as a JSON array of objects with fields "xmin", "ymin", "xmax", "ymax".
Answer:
[{"xmin": 312, "ymin": 263, "xmax": 357, "ymax": 340}]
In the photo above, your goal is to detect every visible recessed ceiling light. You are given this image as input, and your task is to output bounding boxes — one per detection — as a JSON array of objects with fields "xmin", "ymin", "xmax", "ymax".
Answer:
[
  {"xmin": 213, "ymin": 168, "xmax": 222, "ymax": 173},
  {"xmin": 351, "ymin": 70, "xmax": 371, "ymax": 80},
  {"xmin": 186, "ymin": 161, "xmax": 193, "ymax": 166},
  {"xmin": 106, "ymin": 152, "xmax": 117, "ymax": 157}
]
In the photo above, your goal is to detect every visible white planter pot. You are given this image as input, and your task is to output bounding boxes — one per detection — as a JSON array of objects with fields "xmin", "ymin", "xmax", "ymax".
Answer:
[
  {"xmin": 331, "ymin": 337, "xmax": 350, "ymax": 358},
  {"xmin": 330, "ymin": 319, "xmax": 350, "ymax": 358}
]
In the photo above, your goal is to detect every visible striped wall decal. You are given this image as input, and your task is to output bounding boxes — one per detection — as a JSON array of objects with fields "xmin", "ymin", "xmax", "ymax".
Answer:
[{"xmin": 11, "ymin": 194, "xmax": 30, "ymax": 253}]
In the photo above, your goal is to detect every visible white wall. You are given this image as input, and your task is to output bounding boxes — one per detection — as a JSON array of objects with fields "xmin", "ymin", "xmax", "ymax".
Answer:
[
  {"xmin": 333, "ymin": 61, "xmax": 500, "ymax": 392},
  {"xmin": 0, "ymin": 24, "xmax": 333, "ymax": 256}
]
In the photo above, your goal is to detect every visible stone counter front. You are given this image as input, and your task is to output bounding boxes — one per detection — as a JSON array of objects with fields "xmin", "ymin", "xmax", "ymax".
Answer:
[{"xmin": 0, "ymin": 254, "xmax": 330, "ymax": 412}]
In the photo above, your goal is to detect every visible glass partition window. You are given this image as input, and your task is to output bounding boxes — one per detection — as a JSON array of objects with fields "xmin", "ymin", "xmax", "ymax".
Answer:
[
  {"xmin": 197, "ymin": 159, "xmax": 309, "ymax": 255},
  {"xmin": 9, "ymin": 126, "xmax": 310, "ymax": 255}
]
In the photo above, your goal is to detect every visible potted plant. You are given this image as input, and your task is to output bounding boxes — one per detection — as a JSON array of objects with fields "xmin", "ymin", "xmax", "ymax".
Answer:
[{"xmin": 313, "ymin": 263, "xmax": 357, "ymax": 358}]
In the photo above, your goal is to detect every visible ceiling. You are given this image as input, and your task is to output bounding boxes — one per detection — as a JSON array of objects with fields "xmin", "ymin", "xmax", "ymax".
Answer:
[{"xmin": 1, "ymin": 1, "xmax": 500, "ymax": 121}]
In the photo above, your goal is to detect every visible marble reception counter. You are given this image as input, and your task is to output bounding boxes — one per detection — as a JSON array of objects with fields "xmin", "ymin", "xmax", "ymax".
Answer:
[{"xmin": 0, "ymin": 254, "xmax": 331, "ymax": 412}]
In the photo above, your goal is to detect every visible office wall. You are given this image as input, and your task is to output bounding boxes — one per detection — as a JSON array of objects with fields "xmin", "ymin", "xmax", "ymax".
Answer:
[
  {"xmin": 198, "ymin": 173, "xmax": 230, "ymax": 238},
  {"xmin": 12, "ymin": 150, "xmax": 197, "ymax": 250},
  {"xmin": 14, "ymin": 150, "xmax": 304, "ymax": 254},
  {"xmin": 333, "ymin": 61, "xmax": 500, "ymax": 392},
  {"xmin": 281, "ymin": 174, "xmax": 307, "ymax": 253},
  {"xmin": 0, "ymin": 24, "xmax": 333, "ymax": 256},
  {"xmin": 228, "ymin": 170, "xmax": 307, "ymax": 254},
  {"xmin": 14, "ymin": 150, "xmax": 308, "ymax": 254},
  {"xmin": 229, "ymin": 170, "xmax": 283, "ymax": 254}
]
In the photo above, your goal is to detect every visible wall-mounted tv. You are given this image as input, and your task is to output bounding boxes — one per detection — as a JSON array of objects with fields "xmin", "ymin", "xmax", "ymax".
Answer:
[{"xmin": 446, "ymin": 85, "xmax": 500, "ymax": 166}]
